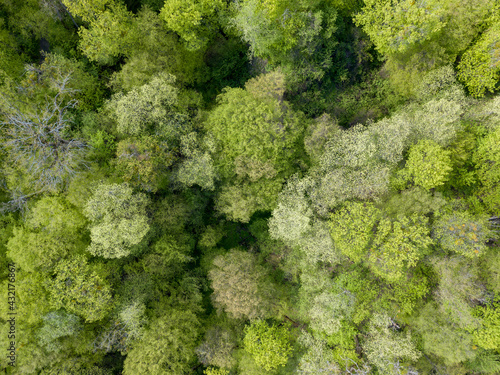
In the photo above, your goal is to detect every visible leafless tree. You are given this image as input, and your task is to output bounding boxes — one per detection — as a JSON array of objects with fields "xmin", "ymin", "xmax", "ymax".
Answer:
[{"xmin": 0, "ymin": 65, "xmax": 87, "ymax": 210}]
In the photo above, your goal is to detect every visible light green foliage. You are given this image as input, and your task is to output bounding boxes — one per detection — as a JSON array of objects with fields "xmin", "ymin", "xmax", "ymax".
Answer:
[
  {"xmin": 268, "ymin": 176, "xmax": 340, "ymax": 266},
  {"xmin": 0, "ymin": 270, "xmax": 51, "ymax": 325},
  {"xmin": 404, "ymin": 139, "xmax": 453, "ymax": 190},
  {"xmin": 296, "ymin": 332, "xmax": 342, "ymax": 374},
  {"xmin": 207, "ymin": 72, "xmax": 303, "ymax": 180},
  {"xmin": 329, "ymin": 201, "xmax": 380, "ymax": 263},
  {"xmin": 433, "ymin": 211, "xmax": 491, "ymax": 257},
  {"xmin": 432, "ymin": 256, "xmax": 484, "ymax": 330},
  {"xmin": 204, "ymin": 368, "xmax": 230, "ymax": 375},
  {"xmin": 93, "ymin": 301, "xmax": 146, "ymax": 353},
  {"xmin": 474, "ymin": 127, "xmax": 500, "ymax": 212},
  {"xmin": 243, "ymin": 320, "xmax": 292, "ymax": 371},
  {"xmin": 196, "ymin": 326, "xmax": 237, "ymax": 369},
  {"xmin": 7, "ymin": 197, "xmax": 86, "ymax": 272},
  {"xmin": 7, "ymin": 228, "xmax": 74, "ymax": 273},
  {"xmin": 414, "ymin": 65, "xmax": 466, "ymax": 104},
  {"xmin": 473, "ymin": 301, "xmax": 500, "ymax": 350},
  {"xmin": 458, "ymin": 22, "xmax": 500, "ymax": 97},
  {"xmin": 208, "ymin": 249, "xmax": 272, "ymax": 319},
  {"xmin": 330, "ymin": 202, "xmax": 432, "ymax": 281},
  {"xmin": 123, "ymin": 309, "xmax": 200, "ymax": 375},
  {"xmin": 231, "ymin": 0, "xmax": 338, "ymax": 85},
  {"xmin": 37, "ymin": 311, "xmax": 82, "ymax": 352},
  {"xmin": 368, "ymin": 214, "xmax": 432, "ymax": 282},
  {"xmin": 115, "ymin": 136, "xmax": 174, "ymax": 192},
  {"xmin": 108, "ymin": 73, "xmax": 187, "ymax": 137},
  {"xmin": 160, "ymin": 0, "xmax": 226, "ymax": 51},
  {"xmin": 308, "ymin": 288, "xmax": 355, "ymax": 336},
  {"xmin": 84, "ymin": 183, "xmax": 150, "ymax": 258},
  {"xmin": 354, "ymin": 0, "xmax": 445, "ymax": 56},
  {"xmin": 108, "ymin": 7, "xmax": 207, "ymax": 90},
  {"xmin": 391, "ymin": 269, "xmax": 429, "ymax": 315},
  {"xmin": 215, "ymin": 179, "xmax": 283, "ymax": 222},
  {"xmin": 207, "ymin": 72, "xmax": 303, "ymax": 221},
  {"xmin": 62, "ymin": 0, "xmax": 111, "ymax": 22},
  {"xmin": 408, "ymin": 99, "xmax": 463, "ymax": 147},
  {"xmin": 363, "ymin": 313, "xmax": 420, "ymax": 375},
  {"xmin": 415, "ymin": 303, "xmax": 477, "ymax": 365},
  {"xmin": 47, "ymin": 255, "xmax": 113, "ymax": 322},
  {"xmin": 175, "ymin": 132, "xmax": 217, "ymax": 190},
  {"xmin": 78, "ymin": 2, "xmax": 134, "ymax": 64},
  {"xmin": 268, "ymin": 175, "xmax": 313, "ymax": 245}
]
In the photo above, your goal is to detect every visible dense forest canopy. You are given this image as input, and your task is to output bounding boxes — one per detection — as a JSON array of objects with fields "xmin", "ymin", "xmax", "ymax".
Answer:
[{"xmin": 0, "ymin": 0, "xmax": 500, "ymax": 374}]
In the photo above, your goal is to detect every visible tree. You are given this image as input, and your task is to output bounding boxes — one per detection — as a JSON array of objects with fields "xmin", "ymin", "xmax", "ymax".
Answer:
[
  {"xmin": 46, "ymin": 255, "xmax": 113, "ymax": 322},
  {"xmin": 363, "ymin": 313, "xmax": 420, "ymax": 374},
  {"xmin": 433, "ymin": 211, "xmax": 492, "ymax": 258},
  {"xmin": 415, "ymin": 303, "xmax": 477, "ymax": 365},
  {"xmin": 474, "ymin": 127, "xmax": 500, "ymax": 213},
  {"xmin": 432, "ymin": 256, "xmax": 485, "ymax": 330},
  {"xmin": 243, "ymin": 320, "xmax": 292, "ymax": 371},
  {"xmin": 107, "ymin": 72, "xmax": 189, "ymax": 137},
  {"xmin": 5, "ymin": 196, "xmax": 87, "ymax": 273},
  {"xmin": 208, "ymin": 249, "xmax": 273, "ymax": 320},
  {"xmin": 0, "ymin": 65, "xmax": 87, "ymax": 195},
  {"xmin": 330, "ymin": 201, "xmax": 432, "ymax": 282},
  {"xmin": 123, "ymin": 308, "xmax": 200, "ymax": 375},
  {"xmin": 114, "ymin": 136, "xmax": 174, "ymax": 192},
  {"xmin": 196, "ymin": 326, "xmax": 237, "ymax": 369},
  {"xmin": 61, "ymin": 0, "xmax": 112, "ymax": 22},
  {"xmin": 37, "ymin": 311, "xmax": 82, "ymax": 352},
  {"xmin": 83, "ymin": 183, "xmax": 150, "ymax": 259},
  {"xmin": 159, "ymin": 0, "xmax": 226, "ymax": 51},
  {"xmin": 458, "ymin": 22, "xmax": 500, "ymax": 97},
  {"xmin": 230, "ymin": 0, "xmax": 338, "ymax": 86},
  {"xmin": 354, "ymin": 0, "xmax": 446, "ymax": 56},
  {"xmin": 206, "ymin": 71, "xmax": 304, "ymax": 221},
  {"xmin": 78, "ymin": 1, "xmax": 135, "ymax": 65},
  {"xmin": 473, "ymin": 301, "xmax": 500, "ymax": 351},
  {"xmin": 402, "ymin": 139, "xmax": 453, "ymax": 190},
  {"xmin": 308, "ymin": 288, "xmax": 355, "ymax": 336}
]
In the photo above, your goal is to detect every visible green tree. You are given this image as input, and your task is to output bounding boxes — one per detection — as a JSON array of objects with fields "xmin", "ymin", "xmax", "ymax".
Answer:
[
  {"xmin": 123, "ymin": 308, "xmax": 200, "ymax": 375},
  {"xmin": 107, "ymin": 72, "xmax": 188, "ymax": 137},
  {"xmin": 160, "ymin": 0, "xmax": 226, "ymax": 51},
  {"xmin": 243, "ymin": 320, "xmax": 292, "ymax": 371},
  {"xmin": 47, "ymin": 255, "xmax": 113, "ymax": 322},
  {"xmin": 363, "ymin": 313, "xmax": 420, "ymax": 375},
  {"xmin": 330, "ymin": 201, "xmax": 432, "ymax": 282},
  {"xmin": 230, "ymin": 0, "xmax": 338, "ymax": 86},
  {"xmin": 196, "ymin": 326, "xmax": 237, "ymax": 369},
  {"xmin": 474, "ymin": 127, "xmax": 500, "ymax": 213},
  {"xmin": 473, "ymin": 301, "xmax": 500, "ymax": 351},
  {"xmin": 458, "ymin": 22, "xmax": 500, "ymax": 97},
  {"xmin": 206, "ymin": 72, "xmax": 304, "ymax": 221},
  {"xmin": 78, "ymin": 1, "xmax": 135, "ymax": 65},
  {"xmin": 403, "ymin": 139, "xmax": 453, "ymax": 190},
  {"xmin": 83, "ymin": 183, "xmax": 150, "ymax": 258},
  {"xmin": 208, "ymin": 249, "xmax": 274, "ymax": 320},
  {"xmin": 415, "ymin": 303, "xmax": 477, "ymax": 365},
  {"xmin": 115, "ymin": 136, "xmax": 174, "ymax": 192},
  {"xmin": 433, "ymin": 211, "xmax": 492, "ymax": 258}
]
